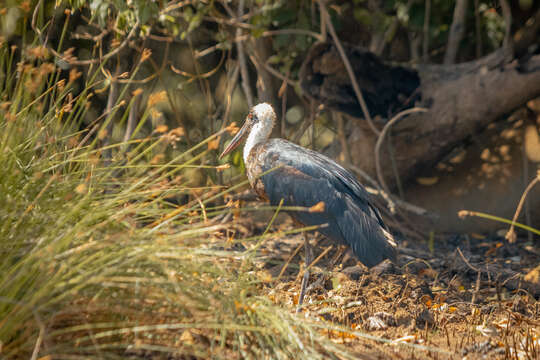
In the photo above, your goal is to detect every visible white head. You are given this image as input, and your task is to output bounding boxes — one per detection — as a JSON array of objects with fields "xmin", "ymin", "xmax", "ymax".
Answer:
[{"xmin": 219, "ymin": 103, "xmax": 276, "ymax": 163}]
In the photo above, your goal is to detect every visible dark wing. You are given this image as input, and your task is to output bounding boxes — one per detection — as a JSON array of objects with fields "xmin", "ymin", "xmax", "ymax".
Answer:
[{"xmin": 258, "ymin": 139, "xmax": 396, "ymax": 267}]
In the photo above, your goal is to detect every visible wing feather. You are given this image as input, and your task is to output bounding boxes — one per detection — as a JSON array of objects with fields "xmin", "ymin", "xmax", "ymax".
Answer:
[{"xmin": 258, "ymin": 139, "xmax": 396, "ymax": 267}]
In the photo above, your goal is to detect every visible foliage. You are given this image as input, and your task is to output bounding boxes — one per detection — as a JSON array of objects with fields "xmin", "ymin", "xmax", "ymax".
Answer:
[
  {"xmin": 0, "ymin": 23, "xmax": 364, "ymax": 359},
  {"xmin": 0, "ymin": 0, "xmax": 537, "ymax": 357}
]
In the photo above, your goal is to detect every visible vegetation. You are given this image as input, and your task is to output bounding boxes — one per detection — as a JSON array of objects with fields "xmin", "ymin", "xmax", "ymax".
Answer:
[{"xmin": 0, "ymin": 0, "xmax": 538, "ymax": 358}]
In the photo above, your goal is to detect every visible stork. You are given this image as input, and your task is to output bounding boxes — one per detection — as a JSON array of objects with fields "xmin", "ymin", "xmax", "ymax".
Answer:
[{"xmin": 220, "ymin": 103, "xmax": 396, "ymax": 312}]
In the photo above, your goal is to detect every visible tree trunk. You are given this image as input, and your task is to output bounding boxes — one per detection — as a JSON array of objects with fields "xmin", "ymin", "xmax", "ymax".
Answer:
[{"xmin": 299, "ymin": 42, "xmax": 540, "ymax": 188}]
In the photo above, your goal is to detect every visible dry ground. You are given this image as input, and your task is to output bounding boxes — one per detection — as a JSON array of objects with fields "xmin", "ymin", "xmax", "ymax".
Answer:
[{"xmin": 247, "ymin": 210, "xmax": 540, "ymax": 359}]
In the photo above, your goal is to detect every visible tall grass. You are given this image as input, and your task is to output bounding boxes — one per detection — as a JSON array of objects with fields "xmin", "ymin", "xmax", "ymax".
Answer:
[{"xmin": 0, "ymin": 35, "xmax": 360, "ymax": 359}]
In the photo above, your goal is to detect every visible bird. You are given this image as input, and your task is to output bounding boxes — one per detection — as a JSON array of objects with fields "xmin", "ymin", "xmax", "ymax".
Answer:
[{"xmin": 220, "ymin": 103, "xmax": 396, "ymax": 311}]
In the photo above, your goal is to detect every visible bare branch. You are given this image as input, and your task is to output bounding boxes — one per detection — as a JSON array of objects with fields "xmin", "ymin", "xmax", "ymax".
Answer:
[
  {"xmin": 50, "ymin": 22, "xmax": 140, "ymax": 66},
  {"xmin": 235, "ymin": 0, "xmax": 254, "ymax": 108},
  {"xmin": 505, "ymin": 171, "xmax": 540, "ymax": 243},
  {"xmin": 374, "ymin": 108, "xmax": 428, "ymax": 194},
  {"xmin": 248, "ymin": 53, "xmax": 298, "ymax": 87},
  {"xmin": 317, "ymin": 1, "xmax": 379, "ymax": 136}
]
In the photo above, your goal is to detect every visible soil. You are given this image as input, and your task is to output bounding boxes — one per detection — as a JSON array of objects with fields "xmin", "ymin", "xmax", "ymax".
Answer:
[{"xmin": 248, "ymin": 211, "xmax": 540, "ymax": 359}]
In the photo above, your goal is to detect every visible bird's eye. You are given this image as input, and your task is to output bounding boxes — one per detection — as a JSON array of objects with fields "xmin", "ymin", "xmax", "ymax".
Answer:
[{"xmin": 248, "ymin": 111, "xmax": 258, "ymax": 122}]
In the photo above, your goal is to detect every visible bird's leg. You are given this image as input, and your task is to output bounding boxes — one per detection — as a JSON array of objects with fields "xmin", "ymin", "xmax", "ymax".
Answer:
[{"xmin": 296, "ymin": 231, "xmax": 312, "ymax": 313}]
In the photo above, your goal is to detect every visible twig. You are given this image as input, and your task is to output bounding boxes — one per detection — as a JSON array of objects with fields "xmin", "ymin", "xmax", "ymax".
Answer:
[
  {"xmin": 471, "ymin": 270, "xmax": 481, "ymax": 305},
  {"xmin": 374, "ymin": 0, "xmax": 415, "ymax": 55},
  {"xmin": 277, "ymin": 242, "xmax": 304, "ymax": 280},
  {"xmin": 31, "ymin": 0, "xmax": 44, "ymax": 39},
  {"xmin": 50, "ymin": 21, "xmax": 140, "ymax": 66},
  {"xmin": 248, "ymin": 53, "xmax": 298, "ymax": 92},
  {"xmin": 160, "ymin": 0, "xmax": 194, "ymax": 15},
  {"xmin": 505, "ymin": 171, "xmax": 540, "ymax": 243},
  {"xmin": 522, "ymin": 142, "xmax": 533, "ymax": 242},
  {"xmin": 456, "ymin": 247, "xmax": 481, "ymax": 273},
  {"xmin": 279, "ymin": 71, "xmax": 290, "ymax": 138},
  {"xmin": 317, "ymin": 1, "xmax": 379, "ymax": 136},
  {"xmin": 346, "ymin": 163, "xmax": 397, "ymax": 213},
  {"xmin": 444, "ymin": 0, "xmax": 468, "ymax": 65},
  {"xmin": 458, "ymin": 209, "xmax": 540, "ymax": 237},
  {"xmin": 292, "ymin": 113, "xmax": 313, "ymax": 143},
  {"xmin": 30, "ymin": 310, "xmax": 45, "ymax": 360},
  {"xmin": 251, "ymin": 37, "xmax": 276, "ymax": 104},
  {"xmin": 374, "ymin": 107, "xmax": 428, "ymax": 194},
  {"xmin": 305, "ymin": 245, "xmax": 333, "ymax": 272},
  {"xmin": 202, "ymin": 15, "xmax": 256, "ymax": 30},
  {"xmin": 347, "ymin": 161, "xmax": 435, "ymax": 218},
  {"xmin": 102, "ymin": 64, "xmax": 120, "ymax": 162},
  {"xmin": 262, "ymin": 29, "xmax": 323, "ymax": 41},
  {"xmin": 219, "ymin": 62, "xmax": 240, "ymax": 131},
  {"xmin": 196, "ymin": 29, "xmax": 322, "ymax": 59},
  {"xmin": 319, "ymin": 1, "xmax": 327, "ymax": 43}
]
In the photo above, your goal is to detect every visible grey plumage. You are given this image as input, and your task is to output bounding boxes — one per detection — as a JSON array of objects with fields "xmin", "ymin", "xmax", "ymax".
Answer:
[{"xmin": 252, "ymin": 139, "xmax": 396, "ymax": 268}]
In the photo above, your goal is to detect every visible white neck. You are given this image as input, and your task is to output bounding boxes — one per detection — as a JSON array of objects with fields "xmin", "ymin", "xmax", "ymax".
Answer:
[{"xmin": 243, "ymin": 123, "xmax": 271, "ymax": 163}]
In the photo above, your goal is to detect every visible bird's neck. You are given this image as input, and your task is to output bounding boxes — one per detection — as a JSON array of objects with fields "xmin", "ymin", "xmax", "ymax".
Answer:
[{"xmin": 244, "ymin": 123, "xmax": 271, "ymax": 163}]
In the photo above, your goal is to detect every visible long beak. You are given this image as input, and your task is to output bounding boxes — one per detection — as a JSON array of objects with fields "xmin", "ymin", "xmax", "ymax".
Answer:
[{"xmin": 219, "ymin": 121, "xmax": 249, "ymax": 159}]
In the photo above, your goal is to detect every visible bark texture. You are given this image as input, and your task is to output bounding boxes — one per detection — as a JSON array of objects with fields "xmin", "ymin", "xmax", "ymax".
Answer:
[{"xmin": 299, "ymin": 42, "xmax": 540, "ymax": 188}]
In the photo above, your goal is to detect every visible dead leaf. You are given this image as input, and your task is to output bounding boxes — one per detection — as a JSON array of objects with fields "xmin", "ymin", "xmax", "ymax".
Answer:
[
  {"xmin": 416, "ymin": 177, "xmax": 439, "ymax": 186},
  {"xmin": 150, "ymin": 154, "xmax": 165, "ymax": 165},
  {"xmin": 132, "ymin": 88, "xmax": 143, "ymax": 97},
  {"xmin": 147, "ymin": 90, "xmax": 167, "ymax": 108},
  {"xmin": 524, "ymin": 265, "xmax": 540, "ymax": 284},
  {"xmin": 471, "ymin": 233, "xmax": 486, "ymax": 240},
  {"xmin": 480, "ymin": 148, "xmax": 491, "ymax": 161},
  {"xmin": 75, "ymin": 183, "xmax": 87, "ymax": 194},
  {"xmin": 225, "ymin": 122, "xmax": 239, "ymax": 135},
  {"xmin": 420, "ymin": 295, "xmax": 432, "ymax": 307},
  {"xmin": 169, "ymin": 127, "xmax": 185, "ymax": 137},
  {"xmin": 155, "ymin": 124, "xmax": 168, "ymax": 133},
  {"xmin": 309, "ymin": 201, "xmax": 325, "ymax": 213},
  {"xmin": 278, "ymin": 80, "xmax": 287, "ymax": 98},
  {"xmin": 449, "ymin": 150, "xmax": 466, "ymax": 164},
  {"xmin": 393, "ymin": 335, "xmax": 417, "ymax": 344},
  {"xmin": 476, "ymin": 324, "xmax": 499, "ymax": 337},
  {"xmin": 180, "ymin": 330, "xmax": 194, "ymax": 344},
  {"xmin": 208, "ymin": 138, "xmax": 220, "ymax": 150},
  {"xmin": 524, "ymin": 125, "xmax": 540, "ymax": 162}
]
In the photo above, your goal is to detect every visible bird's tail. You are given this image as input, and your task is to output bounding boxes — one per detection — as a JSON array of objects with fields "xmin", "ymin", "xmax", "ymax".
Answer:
[{"xmin": 380, "ymin": 227, "xmax": 398, "ymax": 263}]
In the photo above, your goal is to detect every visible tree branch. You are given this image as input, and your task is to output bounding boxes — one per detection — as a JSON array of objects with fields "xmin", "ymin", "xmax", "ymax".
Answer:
[
  {"xmin": 444, "ymin": 0, "xmax": 468, "ymax": 65},
  {"xmin": 317, "ymin": 0, "xmax": 379, "ymax": 135},
  {"xmin": 235, "ymin": 0, "xmax": 254, "ymax": 108}
]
